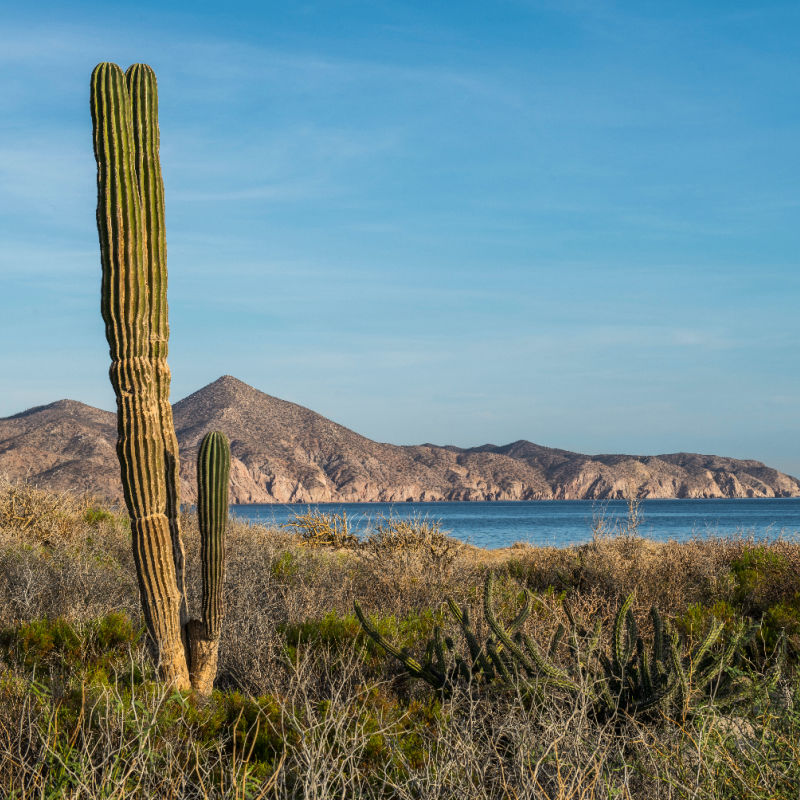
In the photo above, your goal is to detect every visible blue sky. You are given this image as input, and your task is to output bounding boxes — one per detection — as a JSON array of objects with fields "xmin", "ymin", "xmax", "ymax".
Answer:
[{"xmin": 2, "ymin": 1, "xmax": 799, "ymax": 474}]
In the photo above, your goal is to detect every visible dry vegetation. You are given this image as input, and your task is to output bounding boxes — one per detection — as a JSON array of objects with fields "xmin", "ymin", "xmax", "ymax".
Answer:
[{"xmin": 0, "ymin": 477, "xmax": 799, "ymax": 798}]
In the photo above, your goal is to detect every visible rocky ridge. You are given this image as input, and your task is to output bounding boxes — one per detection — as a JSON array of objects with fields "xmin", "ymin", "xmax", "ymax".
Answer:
[{"xmin": 1, "ymin": 376, "xmax": 798, "ymax": 504}]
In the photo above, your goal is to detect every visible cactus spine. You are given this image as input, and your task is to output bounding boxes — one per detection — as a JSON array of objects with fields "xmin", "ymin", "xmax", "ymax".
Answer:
[
  {"xmin": 188, "ymin": 432, "xmax": 230, "ymax": 695},
  {"xmin": 91, "ymin": 63, "xmax": 230, "ymax": 695}
]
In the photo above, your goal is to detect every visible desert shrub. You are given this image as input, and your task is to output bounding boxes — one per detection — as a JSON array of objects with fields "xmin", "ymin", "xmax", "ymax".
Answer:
[
  {"xmin": 0, "ymin": 477, "xmax": 106, "ymax": 543},
  {"xmin": 762, "ymin": 601, "xmax": 800, "ymax": 657},
  {"xmin": 729, "ymin": 545, "xmax": 799, "ymax": 611},
  {"xmin": 721, "ymin": 546, "xmax": 800, "ymax": 661},
  {"xmin": 675, "ymin": 600, "xmax": 740, "ymax": 638},
  {"xmin": 0, "ymin": 617, "xmax": 82, "ymax": 670},
  {"xmin": 0, "ymin": 612, "xmax": 141, "ymax": 677},
  {"xmin": 283, "ymin": 509, "xmax": 359, "ymax": 548},
  {"xmin": 359, "ymin": 514, "xmax": 464, "ymax": 582},
  {"xmin": 271, "ymin": 550, "xmax": 301, "ymax": 581},
  {"xmin": 83, "ymin": 506, "xmax": 116, "ymax": 527},
  {"xmin": 281, "ymin": 608, "xmax": 442, "ymax": 668}
]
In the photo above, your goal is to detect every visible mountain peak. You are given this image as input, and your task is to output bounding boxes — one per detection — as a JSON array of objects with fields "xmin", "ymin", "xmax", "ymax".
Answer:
[
  {"xmin": 5, "ymin": 398, "xmax": 109, "ymax": 421},
  {"xmin": 202, "ymin": 375, "xmax": 263, "ymax": 398},
  {"xmin": 174, "ymin": 376, "xmax": 269, "ymax": 412},
  {"xmin": 210, "ymin": 375, "xmax": 253, "ymax": 390}
]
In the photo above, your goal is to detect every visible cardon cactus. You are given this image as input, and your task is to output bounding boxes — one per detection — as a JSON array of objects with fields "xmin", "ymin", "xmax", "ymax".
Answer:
[{"xmin": 91, "ymin": 62, "xmax": 229, "ymax": 695}]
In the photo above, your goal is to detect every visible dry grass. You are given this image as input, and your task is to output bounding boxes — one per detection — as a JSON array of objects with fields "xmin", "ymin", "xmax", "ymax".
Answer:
[{"xmin": 0, "ymin": 479, "xmax": 799, "ymax": 798}]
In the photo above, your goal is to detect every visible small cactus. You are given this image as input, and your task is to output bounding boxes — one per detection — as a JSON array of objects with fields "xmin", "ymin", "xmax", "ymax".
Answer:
[
  {"xmin": 198, "ymin": 431, "xmax": 230, "ymax": 640},
  {"xmin": 187, "ymin": 432, "xmax": 230, "ymax": 695}
]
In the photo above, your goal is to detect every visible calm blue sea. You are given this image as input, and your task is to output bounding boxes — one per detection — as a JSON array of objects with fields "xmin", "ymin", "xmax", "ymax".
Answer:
[{"xmin": 230, "ymin": 498, "xmax": 800, "ymax": 550}]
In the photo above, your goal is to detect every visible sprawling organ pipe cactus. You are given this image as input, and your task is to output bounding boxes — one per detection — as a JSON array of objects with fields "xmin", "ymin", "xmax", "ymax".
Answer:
[
  {"xmin": 356, "ymin": 573, "xmax": 758, "ymax": 719},
  {"xmin": 91, "ymin": 62, "xmax": 230, "ymax": 695}
]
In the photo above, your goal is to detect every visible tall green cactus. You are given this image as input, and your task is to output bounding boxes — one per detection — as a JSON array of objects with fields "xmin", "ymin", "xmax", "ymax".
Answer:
[
  {"xmin": 91, "ymin": 62, "xmax": 189, "ymax": 689},
  {"xmin": 91, "ymin": 62, "xmax": 229, "ymax": 695}
]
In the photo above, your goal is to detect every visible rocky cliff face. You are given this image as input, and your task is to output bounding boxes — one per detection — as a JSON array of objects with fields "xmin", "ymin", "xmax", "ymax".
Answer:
[{"xmin": 1, "ymin": 376, "xmax": 798, "ymax": 503}]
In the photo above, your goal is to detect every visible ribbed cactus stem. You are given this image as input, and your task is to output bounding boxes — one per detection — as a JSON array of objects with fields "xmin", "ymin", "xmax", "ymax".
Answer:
[
  {"xmin": 198, "ymin": 431, "xmax": 230, "ymax": 638},
  {"xmin": 125, "ymin": 64, "xmax": 187, "ymax": 628},
  {"xmin": 188, "ymin": 431, "xmax": 230, "ymax": 696},
  {"xmin": 91, "ymin": 62, "xmax": 189, "ymax": 690}
]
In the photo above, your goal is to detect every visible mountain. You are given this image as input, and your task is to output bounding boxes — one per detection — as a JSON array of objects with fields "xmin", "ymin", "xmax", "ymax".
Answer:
[{"xmin": 1, "ymin": 376, "xmax": 798, "ymax": 503}]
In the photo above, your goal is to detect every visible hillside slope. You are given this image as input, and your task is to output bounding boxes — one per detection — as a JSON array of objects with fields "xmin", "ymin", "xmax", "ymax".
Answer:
[{"xmin": 1, "ymin": 376, "xmax": 798, "ymax": 503}]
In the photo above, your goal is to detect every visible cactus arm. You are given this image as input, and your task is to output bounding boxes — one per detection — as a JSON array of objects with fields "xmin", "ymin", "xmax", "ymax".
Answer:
[
  {"xmin": 196, "ymin": 431, "xmax": 230, "ymax": 640},
  {"xmin": 651, "ymin": 606, "xmax": 664, "ymax": 663},
  {"xmin": 472, "ymin": 574, "xmax": 530, "ymax": 665},
  {"xmin": 486, "ymin": 641, "xmax": 514, "ymax": 684},
  {"xmin": 448, "ymin": 601, "xmax": 492, "ymax": 678},
  {"xmin": 91, "ymin": 62, "xmax": 189, "ymax": 690},
  {"xmin": 483, "ymin": 574, "xmax": 538, "ymax": 675},
  {"xmin": 613, "ymin": 594, "xmax": 635, "ymax": 673},
  {"xmin": 686, "ymin": 618, "xmax": 724, "ymax": 680},
  {"xmin": 125, "ymin": 64, "xmax": 187, "ymax": 628},
  {"xmin": 563, "ymin": 597, "xmax": 576, "ymax": 627},
  {"xmin": 521, "ymin": 632, "xmax": 581, "ymax": 693},
  {"xmin": 694, "ymin": 621, "xmax": 750, "ymax": 691},
  {"xmin": 453, "ymin": 655, "xmax": 471, "ymax": 684},
  {"xmin": 354, "ymin": 602, "xmax": 445, "ymax": 689},
  {"xmin": 422, "ymin": 640, "xmax": 435, "ymax": 671},
  {"xmin": 666, "ymin": 625, "xmax": 689, "ymax": 711},
  {"xmin": 508, "ymin": 592, "xmax": 532, "ymax": 633},
  {"xmin": 586, "ymin": 618, "xmax": 603, "ymax": 661},
  {"xmin": 624, "ymin": 609, "xmax": 637, "ymax": 664},
  {"xmin": 483, "ymin": 573, "xmax": 579, "ymax": 690},
  {"xmin": 632, "ymin": 672, "xmax": 680, "ymax": 714},
  {"xmin": 548, "ymin": 624, "xmax": 566, "ymax": 659},
  {"xmin": 433, "ymin": 625, "xmax": 446, "ymax": 673},
  {"xmin": 639, "ymin": 645, "xmax": 653, "ymax": 698},
  {"xmin": 566, "ymin": 627, "xmax": 580, "ymax": 673},
  {"xmin": 446, "ymin": 597, "xmax": 463, "ymax": 622}
]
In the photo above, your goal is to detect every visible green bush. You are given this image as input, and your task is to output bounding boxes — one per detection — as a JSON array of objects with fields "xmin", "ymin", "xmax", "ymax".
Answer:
[
  {"xmin": 0, "ymin": 617, "xmax": 81, "ymax": 669},
  {"xmin": 675, "ymin": 600, "xmax": 739, "ymax": 639},
  {"xmin": 0, "ymin": 612, "xmax": 141, "ymax": 674},
  {"xmin": 281, "ymin": 609, "xmax": 442, "ymax": 666},
  {"xmin": 83, "ymin": 507, "xmax": 116, "ymax": 527},
  {"xmin": 270, "ymin": 550, "xmax": 299, "ymax": 580},
  {"xmin": 728, "ymin": 546, "xmax": 800, "ymax": 661},
  {"xmin": 730, "ymin": 546, "xmax": 792, "ymax": 611}
]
